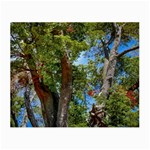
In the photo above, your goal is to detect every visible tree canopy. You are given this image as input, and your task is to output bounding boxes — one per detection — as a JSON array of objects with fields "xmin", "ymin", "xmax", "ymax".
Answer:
[{"xmin": 11, "ymin": 22, "xmax": 139, "ymax": 127}]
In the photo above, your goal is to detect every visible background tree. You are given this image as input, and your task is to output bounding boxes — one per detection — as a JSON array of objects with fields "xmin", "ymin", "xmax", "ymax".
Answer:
[{"xmin": 85, "ymin": 23, "xmax": 139, "ymax": 127}]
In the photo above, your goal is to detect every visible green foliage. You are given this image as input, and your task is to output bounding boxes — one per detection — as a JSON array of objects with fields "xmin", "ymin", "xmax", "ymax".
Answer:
[
  {"xmin": 122, "ymin": 23, "xmax": 139, "ymax": 40},
  {"xmin": 116, "ymin": 56, "xmax": 139, "ymax": 89},
  {"xmin": 97, "ymin": 87, "xmax": 139, "ymax": 127},
  {"xmin": 73, "ymin": 65, "xmax": 87, "ymax": 92},
  {"xmin": 11, "ymin": 96, "xmax": 24, "ymax": 117},
  {"xmin": 68, "ymin": 100, "xmax": 88, "ymax": 127},
  {"xmin": 10, "ymin": 118, "xmax": 16, "ymax": 127}
]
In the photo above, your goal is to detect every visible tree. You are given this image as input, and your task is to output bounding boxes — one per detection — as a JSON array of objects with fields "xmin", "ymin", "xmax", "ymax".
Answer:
[
  {"xmin": 11, "ymin": 22, "xmax": 139, "ymax": 127},
  {"xmin": 86, "ymin": 23, "xmax": 139, "ymax": 127},
  {"xmin": 11, "ymin": 23, "xmax": 88, "ymax": 127}
]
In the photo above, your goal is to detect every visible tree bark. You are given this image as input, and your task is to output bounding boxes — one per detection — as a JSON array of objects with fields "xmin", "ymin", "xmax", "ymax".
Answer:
[
  {"xmin": 102, "ymin": 46, "xmax": 110, "ymax": 83},
  {"xmin": 101, "ymin": 23, "xmax": 122, "ymax": 98},
  {"xmin": 57, "ymin": 53, "xmax": 72, "ymax": 127},
  {"xmin": 52, "ymin": 92, "xmax": 59, "ymax": 127},
  {"xmin": 24, "ymin": 86, "xmax": 38, "ymax": 127},
  {"xmin": 31, "ymin": 69, "xmax": 55, "ymax": 127}
]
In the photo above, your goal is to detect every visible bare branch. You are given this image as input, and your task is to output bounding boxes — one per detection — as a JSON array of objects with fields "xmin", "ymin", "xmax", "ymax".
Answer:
[{"xmin": 117, "ymin": 46, "xmax": 139, "ymax": 58}]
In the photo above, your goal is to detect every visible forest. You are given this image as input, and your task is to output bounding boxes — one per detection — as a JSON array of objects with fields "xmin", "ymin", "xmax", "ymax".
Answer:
[{"xmin": 10, "ymin": 22, "xmax": 139, "ymax": 127}]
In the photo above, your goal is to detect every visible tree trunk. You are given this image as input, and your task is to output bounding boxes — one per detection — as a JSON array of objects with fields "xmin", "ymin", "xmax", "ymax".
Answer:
[
  {"xmin": 52, "ymin": 92, "xmax": 59, "ymax": 127},
  {"xmin": 31, "ymin": 72, "xmax": 55, "ymax": 127},
  {"xmin": 102, "ymin": 48, "xmax": 109, "ymax": 83},
  {"xmin": 101, "ymin": 23, "xmax": 122, "ymax": 98},
  {"xmin": 57, "ymin": 53, "xmax": 72, "ymax": 127},
  {"xmin": 25, "ymin": 54, "xmax": 57, "ymax": 127},
  {"xmin": 24, "ymin": 86, "xmax": 38, "ymax": 127}
]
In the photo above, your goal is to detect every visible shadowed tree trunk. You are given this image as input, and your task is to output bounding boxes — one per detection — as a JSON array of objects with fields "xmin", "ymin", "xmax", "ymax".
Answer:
[
  {"xmin": 24, "ymin": 86, "xmax": 38, "ymax": 127},
  {"xmin": 21, "ymin": 91, "xmax": 36, "ymax": 127}
]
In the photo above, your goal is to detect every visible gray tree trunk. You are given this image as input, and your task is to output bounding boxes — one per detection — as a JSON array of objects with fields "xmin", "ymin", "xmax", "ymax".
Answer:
[
  {"xmin": 21, "ymin": 91, "xmax": 36, "ymax": 127},
  {"xmin": 24, "ymin": 86, "xmax": 38, "ymax": 127},
  {"xmin": 101, "ymin": 23, "xmax": 123, "ymax": 98}
]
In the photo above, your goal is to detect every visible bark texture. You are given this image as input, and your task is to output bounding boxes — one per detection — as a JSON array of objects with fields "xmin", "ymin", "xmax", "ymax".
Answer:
[
  {"xmin": 24, "ymin": 87, "xmax": 38, "ymax": 127},
  {"xmin": 57, "ymin": 53, "xmax": 72, "ymax": 127},
  {"xmin": 101, "ymin": 23, "xmax": 122, "ymax": 98},
  {"xmin": 89, "ymin": 104, "xmax": 107, "ymax": 127}
]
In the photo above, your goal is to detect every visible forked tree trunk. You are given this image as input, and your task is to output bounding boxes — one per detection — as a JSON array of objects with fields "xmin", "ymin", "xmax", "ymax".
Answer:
[
  {"xmin": 25, "ymin": 51, "xmax": 71, "ymax": 127},
  {"xmin": 25, "ymin": 54, "xmax": 57, "ymax": 127}
]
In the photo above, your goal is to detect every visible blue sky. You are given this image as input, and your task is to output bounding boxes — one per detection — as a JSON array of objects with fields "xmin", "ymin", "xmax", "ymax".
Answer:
[{"xmin": 74, "ymin": 38, "xmax": 138, "ymax": 66}]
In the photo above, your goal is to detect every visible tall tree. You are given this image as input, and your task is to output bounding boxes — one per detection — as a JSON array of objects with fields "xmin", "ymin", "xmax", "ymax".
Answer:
[
  {"xmin": 11, "ymin": 23, "xmax": 88, "ymax": 127},
  {"xmin": 86, "ymin": 23, "xmax": 139, "ymax": 127}
]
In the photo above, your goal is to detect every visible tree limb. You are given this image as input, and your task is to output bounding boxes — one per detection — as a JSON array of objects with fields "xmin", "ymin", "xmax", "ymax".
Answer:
[
  {"xmin": 24, "ymin": 86, "xmax": 38, "ymax": 127},
  {"xmin": 117, "ymin": 46, "xmax": 139, "ymax": 58}
]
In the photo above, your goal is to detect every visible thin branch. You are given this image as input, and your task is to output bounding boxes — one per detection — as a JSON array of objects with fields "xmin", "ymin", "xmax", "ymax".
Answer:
[{"xmin": 117, "ymin": 46, "xmax": 139, "ymax": 58}]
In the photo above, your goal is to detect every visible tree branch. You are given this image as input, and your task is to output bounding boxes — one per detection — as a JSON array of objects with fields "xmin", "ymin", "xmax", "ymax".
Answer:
[
  {"xmin": 24, "ymin": 86, "xmax": 38, "ymax": 127},
  {"xmin": 117, "ymin": 46, "xmax": 139, "ymax": 58}
]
